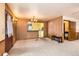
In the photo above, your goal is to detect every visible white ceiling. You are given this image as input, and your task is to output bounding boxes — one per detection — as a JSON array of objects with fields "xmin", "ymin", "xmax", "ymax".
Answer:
[{"xmin": 8, "ymin": 3, "xmax": 79, "ymax": 21}]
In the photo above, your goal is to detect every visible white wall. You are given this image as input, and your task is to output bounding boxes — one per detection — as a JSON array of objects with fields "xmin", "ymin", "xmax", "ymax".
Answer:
[
  {"xmin": 76, "ymin": 20, "xmax": 79, "ymax": 32},
  {"xmin": 0, "ymin": 4, "xmax": 5, "ymax": 41},
  {"xmin": 63, "ymin": 16, "xmax": 79, "ymax": 32}
]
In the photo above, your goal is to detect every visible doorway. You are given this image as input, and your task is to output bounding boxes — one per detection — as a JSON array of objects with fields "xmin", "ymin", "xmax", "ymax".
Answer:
[{"xmin": 64, "ymin": 20, "xmax": 76, "ymax": 41}]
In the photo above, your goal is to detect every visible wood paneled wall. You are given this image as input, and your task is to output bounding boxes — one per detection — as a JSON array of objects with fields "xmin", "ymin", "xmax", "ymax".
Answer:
[
  {"xmin": 0, "ymin": 40, "xmax": 5, "ymax": 55},
  {"xmin": 44, "ymin": 21, "xmax": 48, "ymax": 37},
  {"xmin": 16, "ymin": 19, "xmax": 48, "ymax": 40},
  {"xmin": 69, "ymin": 21, "xmax": 76, "ymax": 40},
  {"xmin": 17, "ymin": 19, "xmax": 37, "ymax": 40},
  {"xmin": 64, "ymin": 20, "xmax": 76, "ymax": 41},
  {"xmin": 76, "ymin": 32, "xmax": 79, "ymax": 39},
  {"xmin": 48, "ymin": 16, "xmax": 62, "ymax": 37}
]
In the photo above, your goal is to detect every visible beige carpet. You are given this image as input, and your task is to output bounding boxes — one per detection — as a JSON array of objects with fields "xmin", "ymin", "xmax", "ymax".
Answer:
[{"xmin": 9, "ymin": 38, "xmax": 79, "ymax": 56}]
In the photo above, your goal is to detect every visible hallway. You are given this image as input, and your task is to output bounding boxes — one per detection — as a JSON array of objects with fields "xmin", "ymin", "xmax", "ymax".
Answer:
[{"xmin": 9, "ymin": 38, "xmax": 79, "ymax": 56}]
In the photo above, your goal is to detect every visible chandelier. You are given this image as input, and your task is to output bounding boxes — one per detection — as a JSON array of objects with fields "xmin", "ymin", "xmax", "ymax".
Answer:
[{"xmin": 30, "ymin": 16, "xmax": 38, "ymax": 22}]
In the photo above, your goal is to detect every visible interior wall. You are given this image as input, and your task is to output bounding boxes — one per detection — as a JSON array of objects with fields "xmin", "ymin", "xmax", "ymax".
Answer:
[
  {"xmin": 76, "ymin": 20, "xmax": 79, "ymax": 39},
  {"xmin": 76, "ymin": 20, "xmax": 79, "ymax": 32},
  {"xmin": 44, "ymin": 21, "xmax": 48, "ymax": 37},
  {"xmin": 16, "ymin": 19, "xmax": 48, "ymax": 40},
  {"xmin": 63, "ymin": 16, "xmax": 79, "ymax": 32},
  {"xmin": 0, "ymin": 3, "xmax": 5, "ymax": 41},
  {"xmin": 17, "ymin": 19, "xmax": 38, "ymax": 40},
  {"xmin": 64, "ymin": 21, "xmax": 69, "ymax": 32},
  {"xmin": 0, "ymin": 41, "xmax": 5, "ymax": 55},
  {"xmin": 63, "ymin": 16, "xmax": 79, "ymax": 39},
  {"xmin": 0, "ymin": 3, "xmax": 5, "ymax": 55},
  {"xmin": 48, "ymin": 16, "xmax": 62, "ymax": 37},
  {"xmin": 12, "ymin": 21, "xmax": 17, "ymax": 43}
]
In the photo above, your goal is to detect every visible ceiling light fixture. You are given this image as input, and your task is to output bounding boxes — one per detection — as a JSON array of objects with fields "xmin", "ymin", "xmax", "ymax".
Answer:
[{"xmin": 30, "ymin": 16, "xmax": 38, "ymax": 22}]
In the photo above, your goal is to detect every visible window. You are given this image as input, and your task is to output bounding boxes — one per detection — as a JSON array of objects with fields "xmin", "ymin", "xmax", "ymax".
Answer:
[
  {"xmin": 7, "ymin": 14, "xmax": 13, "ymax": 37},
  {"xmin": 27, "ymin": 22, "xmax": 44, "ymax": 31},
  {"xmin": 28, "ymin": 23, "xmax": 32, "ymax": 31},
  {"xmin": 5, "ymin": 11, "xmax": 13, "ymax": 38}
]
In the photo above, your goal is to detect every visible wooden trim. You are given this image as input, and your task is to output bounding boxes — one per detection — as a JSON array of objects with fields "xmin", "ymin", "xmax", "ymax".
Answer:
[
  {"xmin": 0, "ymin": 40, "xmax": 5, "ymax": 56},
  {"xmin": 5, "ymin": 3, "xmax": 16, "ymax": 18},
  {"xmin": 64, "ymin": 20, "xmax": 70, "ymax": 21},
  {"xmin": 5, "ymin": 10, "xmax": 8, "ymax": 38},
  {"xmin": 0, "ymin": 40, "xmax": 5, "ymax": 43}
]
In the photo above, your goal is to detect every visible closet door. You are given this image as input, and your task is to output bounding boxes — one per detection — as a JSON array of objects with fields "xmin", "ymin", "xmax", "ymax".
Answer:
[{"xmin": 69, "ymin": 21, "xmax": 76, "ymax": 40}]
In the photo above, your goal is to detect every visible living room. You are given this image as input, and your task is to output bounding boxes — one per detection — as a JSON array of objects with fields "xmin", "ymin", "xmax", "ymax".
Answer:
[{"xmin": 0, "ymin": 3, "xmax": 79, "ymax": 56}]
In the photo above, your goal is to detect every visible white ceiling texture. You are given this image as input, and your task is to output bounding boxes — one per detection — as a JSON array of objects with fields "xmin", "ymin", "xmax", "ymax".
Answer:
[{"xmin": 8, "ymin": 3, "xmax": 79, "ymax": 21}]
